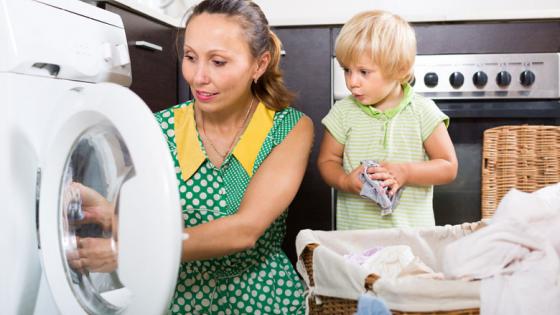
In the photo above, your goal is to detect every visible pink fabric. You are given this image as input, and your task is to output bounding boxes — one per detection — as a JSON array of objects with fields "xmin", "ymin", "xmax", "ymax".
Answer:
[{"xmin": 344, "ymin": 246, "xmax": 383, "ymax": 265}]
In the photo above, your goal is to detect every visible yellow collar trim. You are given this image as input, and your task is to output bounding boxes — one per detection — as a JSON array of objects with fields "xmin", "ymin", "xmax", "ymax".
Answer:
[
  {"xmin": 174, "ymin": 102, "xmax": 275, "ymax": 181},
  {"xmin": 174, "ymin": 105, "xmax": 205, "ymax": 182},
  {"xmin": 233, "ymin": 101, "xmax": 275, "ymax": 177}
]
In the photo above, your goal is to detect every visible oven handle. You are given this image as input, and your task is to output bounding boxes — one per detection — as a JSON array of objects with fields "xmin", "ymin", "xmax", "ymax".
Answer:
[{"xmin": 436, "ymin": 100, "xmax": 560, "ymax": 118}]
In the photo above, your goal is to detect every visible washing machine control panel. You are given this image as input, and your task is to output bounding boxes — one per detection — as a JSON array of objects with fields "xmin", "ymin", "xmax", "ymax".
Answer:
[{"xmin": 1, "ymin": 0, "xmax": 132, "ymax": 86}]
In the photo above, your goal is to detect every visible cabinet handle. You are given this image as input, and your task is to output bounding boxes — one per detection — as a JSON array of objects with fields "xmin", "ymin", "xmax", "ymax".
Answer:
[{"xmin": 131, "ymin": 41, "xmax": 163, "ymax": 52}]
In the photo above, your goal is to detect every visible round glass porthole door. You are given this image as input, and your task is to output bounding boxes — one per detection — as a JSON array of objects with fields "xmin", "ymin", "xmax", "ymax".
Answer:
[
  {"xmin": 39, "ymin": 83, "xmax": 182, "ymax": 315},
  {"xmin": 59, "ymin": 123, "xmax": 134, "ymax": 314}
]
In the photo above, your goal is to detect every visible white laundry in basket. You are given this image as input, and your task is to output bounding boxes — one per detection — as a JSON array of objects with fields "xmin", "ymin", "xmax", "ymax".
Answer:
[{"xmin": 296, "ymin": 223, "xmax": 482, "ymax": 312}]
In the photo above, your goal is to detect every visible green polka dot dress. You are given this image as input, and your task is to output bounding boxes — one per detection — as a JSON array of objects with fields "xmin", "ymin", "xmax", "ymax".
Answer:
[{"xmin": 155, "ymin": 101, "xmax": 306, "ymax": 315}]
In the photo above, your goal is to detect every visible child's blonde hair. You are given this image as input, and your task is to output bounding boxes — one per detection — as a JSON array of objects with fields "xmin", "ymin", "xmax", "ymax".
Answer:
[{"xmin": 335, "ymin": 10, "xmax": 416, "ymax": 84}]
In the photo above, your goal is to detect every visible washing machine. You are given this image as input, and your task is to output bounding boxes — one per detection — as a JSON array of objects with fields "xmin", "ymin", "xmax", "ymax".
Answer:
[{"xmin": 0, "ymin": 0, "xmax": 183, "ymax": 314}]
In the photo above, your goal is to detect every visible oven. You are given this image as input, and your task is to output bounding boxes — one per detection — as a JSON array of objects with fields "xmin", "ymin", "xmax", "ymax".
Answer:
[{"xmin": 332, "ymin": 51, "xmax": 560, "ymax": 225}]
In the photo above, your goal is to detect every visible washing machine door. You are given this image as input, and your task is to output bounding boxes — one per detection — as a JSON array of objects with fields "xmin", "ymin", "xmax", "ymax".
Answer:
[{"xmin": 38, "ymin": 83, "xmax": 183, "ymax": 315}]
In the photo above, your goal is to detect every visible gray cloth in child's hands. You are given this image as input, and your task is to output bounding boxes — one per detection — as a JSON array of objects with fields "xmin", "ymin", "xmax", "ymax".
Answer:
[{"xmin": 358, "ymin": 160, "xmax": 404, "ymax": 216}]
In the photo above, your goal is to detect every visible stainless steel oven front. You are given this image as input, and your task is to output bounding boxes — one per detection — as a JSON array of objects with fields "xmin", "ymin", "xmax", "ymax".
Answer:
[{"xmin": 332, "ymin": 52, "xmax": 560, "ymax": 225}]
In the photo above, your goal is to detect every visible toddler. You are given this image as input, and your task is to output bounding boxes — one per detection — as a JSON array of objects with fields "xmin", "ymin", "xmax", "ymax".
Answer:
[{"xmin": 317, "ymin": 10, "xmax": 458, "ymax": 230}]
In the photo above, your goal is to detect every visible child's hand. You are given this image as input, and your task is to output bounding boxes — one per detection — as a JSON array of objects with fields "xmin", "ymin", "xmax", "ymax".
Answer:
[
  {"xmin": 368, "ymin": 162, "xmax": 408, "ymax": 195},
  {"xmin": 342, "ymin": 165, "xmax": 364, "ymax": 194}
]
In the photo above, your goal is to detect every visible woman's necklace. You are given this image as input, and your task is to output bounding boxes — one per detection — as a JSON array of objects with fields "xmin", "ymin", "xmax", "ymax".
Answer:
[{"xmin": 200, "ymin": 97, "xmax": 256, "ymax": 161}]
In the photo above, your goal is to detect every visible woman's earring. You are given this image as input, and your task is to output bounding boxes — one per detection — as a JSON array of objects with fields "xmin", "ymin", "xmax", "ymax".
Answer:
[{"xmin": 253, "ymin": 78, "xmax": 258, "ymax": 85}]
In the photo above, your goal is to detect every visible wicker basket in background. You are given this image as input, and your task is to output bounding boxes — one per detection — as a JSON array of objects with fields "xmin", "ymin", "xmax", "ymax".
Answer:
[{"xmin": 481, "ymin": 125, "xmax": 560, "ymax": 219}]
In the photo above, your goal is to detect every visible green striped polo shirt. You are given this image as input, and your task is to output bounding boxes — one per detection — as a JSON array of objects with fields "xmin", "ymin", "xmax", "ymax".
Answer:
[{"xmin": 322, "ymin": 85, "xmax": 449, "ymax": 230}]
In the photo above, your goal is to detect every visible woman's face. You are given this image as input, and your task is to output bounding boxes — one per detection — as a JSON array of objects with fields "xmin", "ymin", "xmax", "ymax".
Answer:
[{"xmin": 183, "ymin": 13, "xmax": 259, "ymax": 113}]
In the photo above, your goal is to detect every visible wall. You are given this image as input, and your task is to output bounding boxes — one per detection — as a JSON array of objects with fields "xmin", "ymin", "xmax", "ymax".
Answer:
[
  {"xmin": 257, "ymin": 0, "xmax": 560, "ymax": 25},
  {"xmin": 170, "ymin": 0, "xmax": 560, "ymax": 26}
]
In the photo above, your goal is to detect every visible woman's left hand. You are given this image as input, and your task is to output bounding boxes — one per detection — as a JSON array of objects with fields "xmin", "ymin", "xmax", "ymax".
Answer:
[{"xmin": 367, "ymin": 162, "xmax": 408, "ymax": 195}]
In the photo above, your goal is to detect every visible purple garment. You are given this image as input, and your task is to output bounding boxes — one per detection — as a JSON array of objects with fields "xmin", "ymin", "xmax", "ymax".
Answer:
[{"xmin": 358, "ymin": 160, "xmax": 404, "ymax": 216}]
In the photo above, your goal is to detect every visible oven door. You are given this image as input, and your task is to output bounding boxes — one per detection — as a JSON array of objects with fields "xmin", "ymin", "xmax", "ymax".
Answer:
[{"xmin": 434, "ymin": 100, "xmax": 560, "ymax": 224}]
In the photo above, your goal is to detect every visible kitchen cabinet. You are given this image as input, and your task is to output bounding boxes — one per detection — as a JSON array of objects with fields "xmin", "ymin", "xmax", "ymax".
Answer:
[
  {"xmin": 103, "ymin": 4, "xmax": 181, "ymax": 112},
  {"xmin": 274, "ymin": 27, "xmax": 334, "ymax": 264}
]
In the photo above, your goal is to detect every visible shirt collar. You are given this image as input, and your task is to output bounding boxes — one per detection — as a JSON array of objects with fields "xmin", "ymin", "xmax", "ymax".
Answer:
[{"xmin": 174, "ymin": 102, "xmax": 275, "ymax": 181}]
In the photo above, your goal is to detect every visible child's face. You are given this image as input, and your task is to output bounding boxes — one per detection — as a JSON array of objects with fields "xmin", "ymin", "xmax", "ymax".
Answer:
[{"xmin": 341, "ymin": 54, "xmax": 400, "ymax": 107}]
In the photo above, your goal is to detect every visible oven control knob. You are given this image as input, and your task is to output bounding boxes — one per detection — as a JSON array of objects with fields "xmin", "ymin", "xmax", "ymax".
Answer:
[
  {"xmin": 520, "ymin": 70, "xmax": 536, "ymax": 87},
  {"xmin": 496, "ymin": 71, "xmax": 512, "ymax": 87},
  {"xmin": 424, "ymin": 72, "xmax": 438, "ymax": 88},
  {"xmin": 472, "ymin": 71, "xmax": 488, "ymax": 88},
  {"xmin": 449, "ymin": 72, "xmax": 464, "ymax": 88}
]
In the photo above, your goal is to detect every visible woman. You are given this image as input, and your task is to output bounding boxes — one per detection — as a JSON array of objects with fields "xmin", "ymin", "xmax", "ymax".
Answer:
[{"xmin": 154, "ymin": 0, "xmax": 313, "ymax": 313}]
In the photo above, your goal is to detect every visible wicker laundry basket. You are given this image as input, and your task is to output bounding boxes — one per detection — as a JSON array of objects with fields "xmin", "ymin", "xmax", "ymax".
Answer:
[
  {"xmin": 481, "ymin": 125, "xmax": 560, "ymax": 218},
  {"xmin": 300, "ymin": 222, "xmax": 486, "ymax": 315}
]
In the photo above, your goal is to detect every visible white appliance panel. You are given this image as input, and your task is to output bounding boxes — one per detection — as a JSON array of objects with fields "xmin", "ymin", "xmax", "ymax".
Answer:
[
  {"xmin": 0, "ymin": 73, "xmax": 79, "ymax": 315},
  {"xmin": 1, "ymin": 1, "xmax": 183, "ymax": 314},
  {"xmin": 0, "ymin": 0, "xmax": 131, "ymax": 85}
]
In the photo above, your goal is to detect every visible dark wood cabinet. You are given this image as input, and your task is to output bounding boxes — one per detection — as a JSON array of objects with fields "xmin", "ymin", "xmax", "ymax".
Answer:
[
  {"xmin": 274, "ymin": 27, "xmax": 334, "ymax": 264},
  {"xmin": 104, "ymin": 4, "xmax": 179, "ymax": 112}
]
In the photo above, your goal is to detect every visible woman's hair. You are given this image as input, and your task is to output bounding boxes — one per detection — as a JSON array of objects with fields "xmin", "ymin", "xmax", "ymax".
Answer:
[
  {"xmin": 184, "ymin": 0, "xmax": 294, "ymax": 110},
  {"xmin": 335, "ymin": 10, "xmax": 416, "ymax": 84}
]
